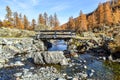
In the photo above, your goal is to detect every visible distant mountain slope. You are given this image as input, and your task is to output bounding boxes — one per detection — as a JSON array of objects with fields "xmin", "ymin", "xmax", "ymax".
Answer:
[{"xmin": 54, "ymin": 0, "xmax": 120, "ymax": 32}]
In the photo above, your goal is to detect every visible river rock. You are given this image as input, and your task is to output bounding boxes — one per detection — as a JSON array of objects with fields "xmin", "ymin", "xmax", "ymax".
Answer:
[
  {"xmin": 14, "ymin": 61, "xmax": 24, "ymax": 66},
  {"xmin": 33, "ymin": 52, "xmax": 45, "ymax": 64},
  {"xmin": 0, "ymin": 63, "xmax": 3, "ymax": 68},
  {"xmin": 56, "ymin": 78, "xmax": 66, "ymax": 80},
  {"xmin": 32, "ymin": 40, "xmax": 45, "ymax": 51},
  {"xmin": 83, "ymin": 65, "xmax": 87, "ymax": 69},
  {"xmin": 0, "ymin": 45, "xmax": 2, "ymax": 53},
  {"xmin": 70, "ymin": 52, "xmax": 79, "ymax": 58},
  {"xmin": 79, "ymin": 73, "xmax": 88, "ymax": 78},
  {"xmin": 0, "ymin": 59, "xmax": 6, "ymax": 63},
  {"xmin": 72, "ymin": 77, "xmax": 79, "ymax": 80},
  {"xmin": 14, "ymin": 72, "xmax": 22, "ymax": 77},
  {"xmin": 89, "ymin": 72, "xmax": 93, "ymax": 77},
  {"xmin": 32, "ymin": 51, "xmax": 68, "ymax": 65}
]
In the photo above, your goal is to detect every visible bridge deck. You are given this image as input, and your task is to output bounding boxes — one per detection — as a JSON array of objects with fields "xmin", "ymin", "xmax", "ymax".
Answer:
[{"xmin": 35, "ymin": 30, "xmax": 76, "ymax": 40}]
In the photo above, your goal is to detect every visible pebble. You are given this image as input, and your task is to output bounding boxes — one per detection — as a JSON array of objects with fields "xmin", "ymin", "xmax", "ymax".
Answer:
[
  {"xmin": 0, "ymin": 63, "xmax": 3, "ymax": 68},
  {"xmin": 24, "ymin": 72, "xmax": 33, "ymax": 78},
  {"xmin": 79, "ymin": 73, "xmax": 88, "ymax": 78},
  {"xmin": 14, "ymin": 61, "xmax": 24, "ymax": 66},
  {"xmin": 69, "ymin": 64, "xmax": 73, "ymax": 67},
  {"xmin": 57, "ymin": 78, "xmax": 66, "ymax": 80},
  {"xmin": 89, "ymin": 72, "xmax": 93, "ymax": 77},
  {"xmin": 83, "ymin": 60, "xmax": 86, "ymax": 63},
  {"xmin": 30, "ymin": 67, "xmax": 34, "ymax": 70},
  {"xmin": 14, "ymin": 72, "xmax": 22, "ymax": 77},
  {"xmin": 91, "ymin": 69, "xmax": 95, "ymax": 73},
  {"xmin": 103, "ymin": 57, "xmax": 106, "ymax": 60},
  {"xmin": 63, "ymin": 73, "xmax": 67, "ymax": 76},
  {"xmin": 3, "ymin": 64, "xmax": 9, "ymax": 67},
  {"xmin": 23, "ymin": 68, "xmax": 29, "ymax": 73},
  {"xmin": 0, "ymin": 59, "xmax": 6, "ymax": 63},
  {"xmin": 72, "ymin": 77, "xmax": 79, "ymax": 80},
  {"xmin": 83, "ymin": 65, "xmax": 87, "ymax": 69}
]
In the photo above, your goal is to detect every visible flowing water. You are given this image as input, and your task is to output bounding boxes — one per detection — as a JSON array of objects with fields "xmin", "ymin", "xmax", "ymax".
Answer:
[
  {"xmin": 0, "ymin": 40, "xmax": 119, "ymax": 80},
  {"xmin": 48, "ymin": 40, "xmax": 67, "ymax": 51},
  {"xmin": 48, "ymin": 40, "xmax": 120, "ymax": 80}
]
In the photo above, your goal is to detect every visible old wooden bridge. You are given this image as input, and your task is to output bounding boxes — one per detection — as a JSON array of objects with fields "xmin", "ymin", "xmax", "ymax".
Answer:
[{"xmin": 35, "ymin": 30, "xmax": 76, "ymax": 40}]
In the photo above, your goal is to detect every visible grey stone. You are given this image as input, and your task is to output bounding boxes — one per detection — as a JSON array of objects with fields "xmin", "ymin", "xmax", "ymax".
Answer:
[
  {"xmin": 57, "ymin": 78, "xmax": 66, "ymax": 80},
  {"xmin": 0, "ymin": 45, "xmax": 2, "ymax": 53},
  {"xmin": 33, "ymin": 52, "xmax": 45, "ymax": 64},
  {"xmin": 79, "ymin": 73, "xmax": 88, "ymax": 78},
  {"xmin": 0, "ymin": 59, "xmax": 6, "ymax": 63},
  {"xmin": 0, "ymin": 63, "xmax": 3, "ymax": 68},
  {"xmin": 72, "ymin": 77, "xmax": 79, "ymax": 80},
  {"xmin": 14, "ymin": 72, "xmax": 22, "ymax": 77},
  {"xmin": 89, "ymin": 72, "xmax": 93, "ymax": 77},
  {"xmin": 32, "ymin": 51, "xmax": 68, "ymax": 65},
  {"xmin": 24, "ymin": 72, "xmax": 33, "ymax": 78},
  {"xmin": 83, "ymin": 65, "xmax": 87, "ymax": 69},
  {"xmin": 14, "ymin": 61, "xmax": 24, "ymax": 66},
  {"xmin": 33, "ymin": 40, "xmax": 45, "ymax": 51}
]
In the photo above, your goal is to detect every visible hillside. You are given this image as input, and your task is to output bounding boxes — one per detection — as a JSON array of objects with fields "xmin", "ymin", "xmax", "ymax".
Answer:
[
  {"xmin": 54, "ymin": 0, "xmax": 120, "ymax": 32},
  {"xmin": 0, "ymin": 27, "xmax": 35, "ymax": 37}
]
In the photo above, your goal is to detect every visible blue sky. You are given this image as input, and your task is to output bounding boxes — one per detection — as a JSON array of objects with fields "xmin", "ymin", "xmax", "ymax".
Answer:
[{"xmin": 0, "ymin": 0, "xmax": 106, "ymax": 25}]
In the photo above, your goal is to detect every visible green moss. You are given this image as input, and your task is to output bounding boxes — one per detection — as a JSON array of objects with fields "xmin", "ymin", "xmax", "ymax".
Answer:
[{"xmin": 104, "ymin": 61, "xmax": 120, "ymax": 80}]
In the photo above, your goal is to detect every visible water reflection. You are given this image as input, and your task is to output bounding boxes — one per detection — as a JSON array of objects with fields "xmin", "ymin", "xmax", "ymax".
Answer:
[
  {"xmin": 48, "ymin": 40, "xmax": 67, "ymax": 51},
  {"xmin": 48, "ymin": 40, "xmax": 120, "ymax": 80}
]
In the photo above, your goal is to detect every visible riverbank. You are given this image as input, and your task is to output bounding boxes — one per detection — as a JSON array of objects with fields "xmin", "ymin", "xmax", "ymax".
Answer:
[
  {"xmin": 0, "ymin": 38, "xmax": 63, "ymax": 80},
  {"xmin": 0, "ymin": 27, "xmax": 120, "ymax": 80},
  {"xmin": 0, "ymin": 38, "xmax": 120, "ymax": 80}
]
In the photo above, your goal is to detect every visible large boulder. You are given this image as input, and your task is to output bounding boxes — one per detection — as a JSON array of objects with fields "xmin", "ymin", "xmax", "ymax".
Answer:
[
  {"xmin": 32, "ymin": 40, "xmax": 45, "ymax": 51},
  {"xmin": 107, "ymin": 36, "xmax": 120, "ymax": 61},
  {"xmin": 32, "ymin": 51, "xmax": 68, "ymax": 65}
]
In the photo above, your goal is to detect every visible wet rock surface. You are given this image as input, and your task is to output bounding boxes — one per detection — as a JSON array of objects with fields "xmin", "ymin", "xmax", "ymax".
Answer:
[
  {"xmin": 0, "ymin": 38, "xmax": 68, "ymax": 80},
  {"xmin": 0, "ymin": 38, "xmax": 119, "ymax": 80},
  {"xmin": 62, "ymin": 53, "xmax": 114, "ymax": 80}
]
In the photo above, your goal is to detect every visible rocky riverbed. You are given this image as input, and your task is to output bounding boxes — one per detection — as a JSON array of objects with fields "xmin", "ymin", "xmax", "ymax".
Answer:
[{"xmin": 0, "ymin": 38, "xmax": 120, "ymax": 80}]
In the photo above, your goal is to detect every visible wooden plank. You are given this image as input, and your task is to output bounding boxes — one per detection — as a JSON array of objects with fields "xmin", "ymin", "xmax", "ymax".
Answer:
[
  {"xmin": 35, "ymin": 30, "xmax": 76, "ymax": 40},
  {"xmin": 36, "ymin": 33, "xmax": 76, "ymax": 35},
  {"xmin": 37, "ymin": 31, "xmax": 75, "ymax": 33},
  {"xmin": 35, "ymin": 30, "xmax": 76, "ymax": 32}
]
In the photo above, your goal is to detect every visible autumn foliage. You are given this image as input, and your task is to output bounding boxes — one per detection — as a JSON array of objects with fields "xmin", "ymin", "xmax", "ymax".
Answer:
[
  {"xmin": 0, "ymin": 6, "xmax": 60, "ymax": 30},
  {"xmin": 57, "ymin": 0, "xmax": 120, "ymax": 32}
]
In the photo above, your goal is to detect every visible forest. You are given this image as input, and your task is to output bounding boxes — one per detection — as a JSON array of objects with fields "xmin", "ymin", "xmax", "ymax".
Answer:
[
  {"xmin": 1, "ymin": 0, "xmax": 120, "ymax": 32},
  {"xmin": 0, "ymin": 0, "xmax": 120, "ymax": 80},
  {"xmin": 54, "ymin": 0, "xmax": 120, "ymax": 33},
  {"xmin": 0, "ymin": 6, "xmax": 60, "ymax": 30}
]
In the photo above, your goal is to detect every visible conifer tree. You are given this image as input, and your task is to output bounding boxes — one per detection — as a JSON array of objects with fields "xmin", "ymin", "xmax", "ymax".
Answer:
[
  {"xmin": 78, "ymin": 11, "xmax": 88, "ymax": 31},
  {"xmin": 6, "ymin": 6, "xmax": 12, "ymax": 22},
  {"xmin": 23, "ymin": 15, "xmax": 29, "ymax": 29},
  {"xmin": 104, "ymin": 1, "xmax": 113, "ymax": 26},
  {"xmin": 43, "ymin": 12, "xmax": 48, "ymax": 26},
  {"xmin": 49, "ymin": 15, "xmax": 54, "ymax": 27},
  {"xmin": 0, "ymin": 20, "xmax": 3, "ymax": 27},
  {"xmin": 5, "ymin": 6, "xmax": 13, "ymax": 28},
  {"xmin": 67, "ymin": 16, "xmax": 75, "ymax": 30},
  {"xmin": 113, "ymin": 8, "xmax": 120, "ymax": 25},
  {"xmin": 54, "ymin": 13, "xmax": 59, "ymax": 27},
  {"xmin": 32, "ymin": 19, "xmax": 36, "ymax": 29},
  {"xmin": 97, "ymin": 3, "xmax": 104, "ymax": 26},
  {"xmin": 88, "ymin": 13, "xmax": 97, "ymax": 29},
  {"xmin": 38, "ymin": 14, "xmax": 44, "ymax": 25}
]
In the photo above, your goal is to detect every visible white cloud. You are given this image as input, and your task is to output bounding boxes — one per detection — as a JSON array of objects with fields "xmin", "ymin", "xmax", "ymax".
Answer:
[{"xmin": 2, "ymin": 0, "xmax": 40, "ymax": 9}]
